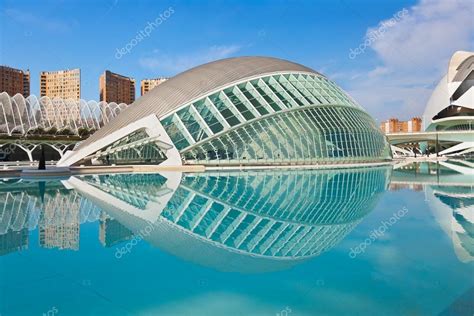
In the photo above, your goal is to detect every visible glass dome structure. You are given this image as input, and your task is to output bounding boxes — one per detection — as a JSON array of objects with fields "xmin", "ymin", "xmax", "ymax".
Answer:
[{"xmin": 58, "ymin": 57, "xmax": 391, "ymax": 166}]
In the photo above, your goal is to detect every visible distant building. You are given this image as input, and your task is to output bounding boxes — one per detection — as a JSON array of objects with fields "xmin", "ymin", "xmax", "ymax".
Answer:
[
  {"xmin": 39, "ymin": 69, "xmax": 81, "ymax": 126},
  {"xmin": 380, "ymin": 117, "xmax": 422, "ymax": 133},
  {"xmin": 0, "ymin": 65, "xmax": 30, "ymax": 97},
  {"xmin": 140, "ymin": 78, "xmax": 168, "ymax": 95},
  {"xmin": 40, "ymin": 68, "xmax": 81, "ymax": 100},
  {"xmin": 99, "ymin": 70, "xmax": 135, "ymax": 104}
]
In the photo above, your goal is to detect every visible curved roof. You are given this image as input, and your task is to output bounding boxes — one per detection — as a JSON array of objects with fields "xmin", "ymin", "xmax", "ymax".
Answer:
[
  {"xmin": 423, "ymin": 74, "xmax": 450, "ymax": 128},
  {"xmin": 423, "ymin": 51, "xmax": 474, "ymax": 130},
  {"xmin": 79, "ymin": 56, "xmax": 319, "ymax": 149},
  {"xmin": 448, "ymin": 51, "xmax": 474, "ymax": 82}
]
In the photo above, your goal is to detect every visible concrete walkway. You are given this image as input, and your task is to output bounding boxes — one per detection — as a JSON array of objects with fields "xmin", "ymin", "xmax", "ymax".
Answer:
[
  {"xmin": 70, "ymin": 164, "xmax": 205, "ymax": 175},
  {"xmin": 206, "ymin": 161, "xmax": 392, "ymax": 171},
  {"xmin": 0, "ymin": 161, "xmax": 396, "ymax": 179}
]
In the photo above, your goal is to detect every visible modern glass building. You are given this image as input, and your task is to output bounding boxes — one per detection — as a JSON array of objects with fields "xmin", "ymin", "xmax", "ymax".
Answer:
[{"xmin": 58, "ymin": 57, "xmax": 391, "ymax": 166}]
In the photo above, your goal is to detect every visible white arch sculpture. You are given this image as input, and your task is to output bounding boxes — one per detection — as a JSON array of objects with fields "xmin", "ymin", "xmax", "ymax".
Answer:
[{"xmin": 0, "ymin": 92, "xmax": 129, "ymax": 136}]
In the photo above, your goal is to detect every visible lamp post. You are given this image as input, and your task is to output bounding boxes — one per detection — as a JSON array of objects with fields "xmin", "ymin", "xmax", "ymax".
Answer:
[{"xmin": 38, "ymin": 145, "xmax": 46, "ymax": 170}]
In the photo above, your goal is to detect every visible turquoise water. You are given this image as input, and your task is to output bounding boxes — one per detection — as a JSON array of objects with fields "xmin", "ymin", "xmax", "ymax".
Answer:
[{"xmin": 0, "ymin": 162, "xmax": 473, "ymax": 315}]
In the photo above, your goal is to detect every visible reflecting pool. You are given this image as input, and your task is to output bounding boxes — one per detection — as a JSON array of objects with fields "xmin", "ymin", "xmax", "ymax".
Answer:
[{"xmin": 0, "ymin": 162, "xmax": 473, "ymax": 315}]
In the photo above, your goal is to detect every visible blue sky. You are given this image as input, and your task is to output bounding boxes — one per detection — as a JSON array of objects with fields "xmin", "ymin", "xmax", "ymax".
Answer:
[{"xmin": 1, "ymin": 0, "xmax": 472, "ymax": 121}]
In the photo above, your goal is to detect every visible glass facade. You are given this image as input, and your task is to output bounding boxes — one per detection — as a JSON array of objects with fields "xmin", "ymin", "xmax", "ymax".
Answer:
[
  {"xmin": 159, "ymin": 73, "xmax": 391, "ymax": 165},
  {"xmin": 95, "ymin": 130, "xmax": 167, "ymax": 165}
]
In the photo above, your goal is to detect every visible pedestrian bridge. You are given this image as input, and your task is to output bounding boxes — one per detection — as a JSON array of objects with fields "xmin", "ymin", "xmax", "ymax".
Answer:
[
  {"xmin": 387, "ymin": 130, "xmax": 474, "ymax": 157},
  {"xmin": 386, "ymin": 130, "xmax": 474, "ymax": 145}
]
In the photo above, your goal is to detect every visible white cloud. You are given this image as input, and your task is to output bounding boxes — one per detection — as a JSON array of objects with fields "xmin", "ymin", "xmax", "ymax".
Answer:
[
  {"xmin": 139, "ymin": 45, "xmax": 242, "ymax": 74},
  {"xmin": 341, "ymin": 0, "xmax": 474, "ymax": 120},
  {"xmin": 370, "ymin": 0, "xmax": 473, "ymax": 71},
  {"xmin": 367, "ymin": 66, "xmax": 392, "ymax": 78}
]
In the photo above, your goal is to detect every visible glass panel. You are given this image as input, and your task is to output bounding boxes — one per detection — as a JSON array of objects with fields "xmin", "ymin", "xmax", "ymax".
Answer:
[
  {"xmin": 251, "ymin": 81, "xmax": 282, "ymax": 111},
  {"xmin": 237, "ymin": 84, "xmax": 269, "ymax": 115},
  {"xmin": 208, "ymin": 92, "xmax": 242, "ymax": 126},
  {"xmin": 193, "ymin": 99, "xmax": 224, "ymax": 134},
  {"xmin": 223, "ymin": 88, "xmax": 256, "ymax": 121},
  {"xmin": 161, "ymin": 116, "xmax": 191, "ymax": 150},
  {"xmin": 177, "ymin": 107, "xmax": 209, "ymax": 142},
  {"xmin": 95, "ymin": 129, "xmax": 167, "ymax": 165},
  {"xmin": 263, "ymin": 77, "xmax": 294, "ymax": 108}
]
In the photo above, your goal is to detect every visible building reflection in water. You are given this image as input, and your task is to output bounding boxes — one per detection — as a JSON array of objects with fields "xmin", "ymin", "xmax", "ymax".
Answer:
[
  {"xmin": 68, "ymin": 167, "xmax": 391, "ymax": 272},
  {"xmin": 391, "ymin": 160, "xmax": 474, "ymax": 262},
  {"xmin": 0, "ymin": 179, "xmax": 102, "ymax": 252},
  {"xmin": 427, "ymin": 184, "xmax": 474, "ymax": 263},
  {"xmin": 99, "ymin": 213, "xmax": 134, "ymax": 248},
  {"xmin": 39, "ymin": 187, "xmax": 81, "ymax": 251},
  {"xmin": 0, "ymin": 167, "xmax": 390, "ymax": 272},
  {"xmin": 0, "ymin": 228, "xmax": 28, "ymax": 256},
  {"xmin": 1, "ymin": 161, "xmax": 472, "ymax": 267}
]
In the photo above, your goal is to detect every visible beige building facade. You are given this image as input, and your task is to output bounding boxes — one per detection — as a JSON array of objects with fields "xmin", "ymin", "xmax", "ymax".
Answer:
[
  {"xmin": 40, "ymin": 68, "xmax": 81, "ymax": 100},
  {"xmin": 140, "ymin": 77, "xmax": 168, "ymax": 96},
  {"xmin": 380, "ymin": 117, "xmax": 422, "ymax": 134},
  {"xmin": 39, "ymin": 69, "xmax": 81, "ymax": 125}
]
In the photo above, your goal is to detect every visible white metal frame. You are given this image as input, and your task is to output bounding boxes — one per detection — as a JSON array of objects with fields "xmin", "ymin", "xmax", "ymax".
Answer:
[{"xmin": 58, "ymin": 114, "xmax": 182, "ymax": 167}]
